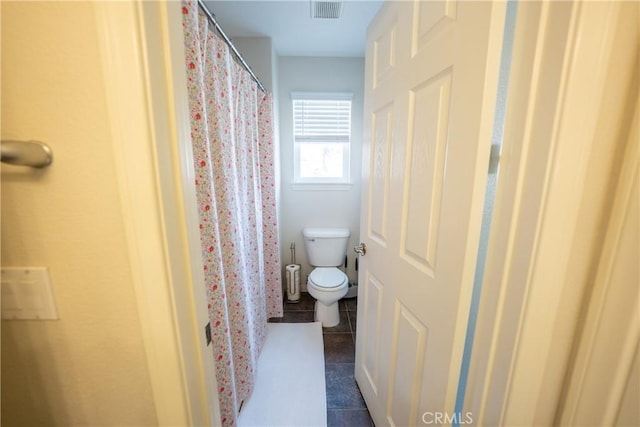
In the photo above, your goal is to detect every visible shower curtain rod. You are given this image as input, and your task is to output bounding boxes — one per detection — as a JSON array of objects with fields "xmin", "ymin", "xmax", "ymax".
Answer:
[{"xmin": 197, "ymin": 0, "xmax": 267, "ymax": 93}]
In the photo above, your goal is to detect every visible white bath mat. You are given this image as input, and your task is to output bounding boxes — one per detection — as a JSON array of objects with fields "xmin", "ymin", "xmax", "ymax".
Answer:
[{"xmin": 238, "ymin": 322, "xmax": 326, "ymax": 427}]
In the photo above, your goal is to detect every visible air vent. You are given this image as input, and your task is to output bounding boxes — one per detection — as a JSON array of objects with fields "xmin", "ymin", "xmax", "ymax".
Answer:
[{"xmin": 311, "ymin": 1, "xmax": 343, "ymax": 19}]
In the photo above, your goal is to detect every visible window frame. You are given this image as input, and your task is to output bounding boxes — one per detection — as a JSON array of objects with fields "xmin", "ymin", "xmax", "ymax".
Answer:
[{"xmin": 291, "ymin": 92, "xmax": 353, "ymax": 187}]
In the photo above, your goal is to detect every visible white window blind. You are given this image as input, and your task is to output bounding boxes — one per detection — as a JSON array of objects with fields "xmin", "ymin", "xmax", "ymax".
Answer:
[{"xmin": 292, "ymin": 94, "xmax": 352, "ymax": 143}]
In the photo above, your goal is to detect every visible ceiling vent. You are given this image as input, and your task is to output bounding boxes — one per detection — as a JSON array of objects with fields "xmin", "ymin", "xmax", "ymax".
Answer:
[{"xmin": 311, "ymin": 1, "xmax": 343, "ymax": 19}]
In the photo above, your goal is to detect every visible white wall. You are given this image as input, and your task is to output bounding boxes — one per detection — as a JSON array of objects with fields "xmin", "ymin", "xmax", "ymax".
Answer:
[
  {"xmin": 1, "ymin": 2, "xmax": 157, "ymax": 425},
  {"xmin": 278, "ymin": 57, "xmax": 365, "ymax": 288},
  {"xmin": 233, "ymin": 37, "xmax": 277, "ymax": 93}
]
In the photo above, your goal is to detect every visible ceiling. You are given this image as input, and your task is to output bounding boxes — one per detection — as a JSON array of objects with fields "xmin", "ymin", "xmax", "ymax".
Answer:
[{"xmin": 203, "ymin": 1, "xmax": 383, "ymax": 57}]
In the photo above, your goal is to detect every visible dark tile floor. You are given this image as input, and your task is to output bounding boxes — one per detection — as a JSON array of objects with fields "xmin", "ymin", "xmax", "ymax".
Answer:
[{"xmin": 270, "ymin": 292, "xmax": 373, "ymax": 426}]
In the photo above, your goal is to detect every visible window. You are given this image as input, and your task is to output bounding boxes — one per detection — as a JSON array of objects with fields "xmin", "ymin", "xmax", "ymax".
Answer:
[{"xmin": 292, "ymin": 92, "xmax": 352, "ymax": 186}]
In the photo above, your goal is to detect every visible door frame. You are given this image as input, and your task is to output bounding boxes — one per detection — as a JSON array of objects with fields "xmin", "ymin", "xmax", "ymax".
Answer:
[
  {"xmin": 94, "ymin": 2, "xmax": 219, "ymax": 425},
  {"xmin": 559, "ymin": 91, "xmax": 639, "ymax": 426},
  {"xmin": 463, "ymin": 1, "xmax": 637, "ymax": 425},
  {"xmin": 93, "ymin": 0, "xmax": 635, "ymax": 425}
]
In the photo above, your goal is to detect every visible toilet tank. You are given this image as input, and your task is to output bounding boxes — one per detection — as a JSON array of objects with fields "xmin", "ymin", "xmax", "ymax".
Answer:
[{"xmin": 302, "ymin": 227, "xmax": 350, "ymax": 267}]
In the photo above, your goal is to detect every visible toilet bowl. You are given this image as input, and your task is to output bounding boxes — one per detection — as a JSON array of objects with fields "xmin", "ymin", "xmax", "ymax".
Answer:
[
  {"xmin": 307, "ymin": 267, "xmax": 349, "ymax": 327},
  {"xmin": 302, "ymin": 227, "xmax": 350, "ymax": 327}
]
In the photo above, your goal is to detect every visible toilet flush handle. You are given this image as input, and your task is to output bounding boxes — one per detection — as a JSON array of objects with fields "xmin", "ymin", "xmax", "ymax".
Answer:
[{"xmin": 354, "ymin": 243, "xmax": 366, "ymax": 256}]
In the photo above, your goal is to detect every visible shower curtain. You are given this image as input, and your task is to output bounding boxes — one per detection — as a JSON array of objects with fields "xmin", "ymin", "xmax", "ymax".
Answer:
[{"xmin": 181, "ymin": 2, "xmax": 283, "ymax": 425}]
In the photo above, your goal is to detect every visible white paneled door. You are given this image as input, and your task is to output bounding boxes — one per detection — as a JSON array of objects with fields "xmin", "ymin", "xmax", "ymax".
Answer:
[{"xmin": 355, "ymin": 1, "xmax": 506, "ymax": 425}]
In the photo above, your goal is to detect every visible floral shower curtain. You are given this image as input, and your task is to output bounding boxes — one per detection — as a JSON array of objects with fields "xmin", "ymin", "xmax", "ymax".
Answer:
[{"xmin": 181, "ymin": 2, "xmax": 283, "ymax": 425}]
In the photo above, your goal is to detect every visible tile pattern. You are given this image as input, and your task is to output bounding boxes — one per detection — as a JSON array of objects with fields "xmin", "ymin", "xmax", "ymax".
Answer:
[{"xmin": 270, "ymin": 293, "xmax": 373, "ymax": 426}]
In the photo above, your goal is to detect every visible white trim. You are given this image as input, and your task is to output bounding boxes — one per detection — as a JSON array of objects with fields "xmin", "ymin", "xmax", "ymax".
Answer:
[
  {"xmin": 94, "ymin": 2, "xmax": 218, "ymax": 425},
  {"xmin": 448, "ymin": 0, "xmax": 508, "ymax": 413},
  {"xmin": 465, "ymin": 3, "xmax": 555, "ymax": 421},
  {"xmin": 464, "ymin": 1, "xmax": 633, "ymax": 425},
  {"xmin": 291, "ymin": 91, "xmax": 353, "ymax": 101},
  {"xmin": 137, "ymin": 2, "xmax": 220, "ymax": 425},
  {"xmin": 558, "ymin": 50, "xmax": 639, "ymax": 426},
  {"xmin": 290, "ymin": 182, "xmax": 353, "ymax": 191}
]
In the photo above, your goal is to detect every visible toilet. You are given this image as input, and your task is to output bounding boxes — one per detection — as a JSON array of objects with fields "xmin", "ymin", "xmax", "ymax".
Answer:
[{"xmin": 302, "ymin": 227, "xmax": 350, "ymax": 327}]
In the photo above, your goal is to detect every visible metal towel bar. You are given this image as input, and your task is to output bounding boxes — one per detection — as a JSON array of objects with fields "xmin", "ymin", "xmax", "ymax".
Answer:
[{"xmin": 1, "ymin": 140, "xmax": 53, "ymax": 168}]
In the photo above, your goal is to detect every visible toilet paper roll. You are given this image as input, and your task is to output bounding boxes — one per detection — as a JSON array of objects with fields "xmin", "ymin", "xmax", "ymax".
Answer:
[{"xmin": 285, "ymin": 264, "xmax": 301, "ymax": 302}]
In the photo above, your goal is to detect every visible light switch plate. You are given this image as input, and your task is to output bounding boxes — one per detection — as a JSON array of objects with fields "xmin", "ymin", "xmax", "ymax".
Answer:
[{"xmin": 1, "ymin": 267, "xmax": 59, "ymax": 320}]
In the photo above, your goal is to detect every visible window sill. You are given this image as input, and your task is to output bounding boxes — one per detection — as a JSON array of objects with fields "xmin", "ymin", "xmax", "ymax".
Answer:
[{"xmin": 290, "ymin": 182, "xmax": 353, "ymax": 191}]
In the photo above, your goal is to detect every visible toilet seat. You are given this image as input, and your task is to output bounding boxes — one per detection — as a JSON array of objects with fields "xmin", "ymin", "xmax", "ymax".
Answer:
[{"xmin": 308, "ymin": 267, "xmax": 348, "ymax": 289}]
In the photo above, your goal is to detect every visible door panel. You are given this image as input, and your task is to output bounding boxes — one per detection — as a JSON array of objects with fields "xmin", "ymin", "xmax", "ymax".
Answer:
[
  {"xmin": 402, "ymin": 71, "xmax": 452, "ymax": 273},
  {"xmin": 361, "ymin": 271, "xmax": 384, "ymax": 396},
  {"xmin": 411, "ymin": 0, "xmax": 457, "ymax": 57},
  {"xmin": 356, "ymin": 1, "xmax": 505, "ymax": 425},
  {"xmin": 369, "ymin": 103, "xmax": 394, "ymax": 246},
  {"xmin": 387, "ymin": 302, "xmax": 428, "ymax": 427},
  {"xmin": 373, "ymin": 14, "xmax": 397, "ymax": 89}
]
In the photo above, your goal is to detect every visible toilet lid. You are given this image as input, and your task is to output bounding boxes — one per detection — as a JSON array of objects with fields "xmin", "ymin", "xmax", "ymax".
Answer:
[{"xmin": 309, "ymin": 268, "xmax": 347, "ymax": 289}]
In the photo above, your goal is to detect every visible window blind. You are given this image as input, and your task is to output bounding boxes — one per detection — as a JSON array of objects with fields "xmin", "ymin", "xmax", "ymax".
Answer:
[{"xmin": 293, "ymin": 97, "xmax": 352, "ymax": 143}]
